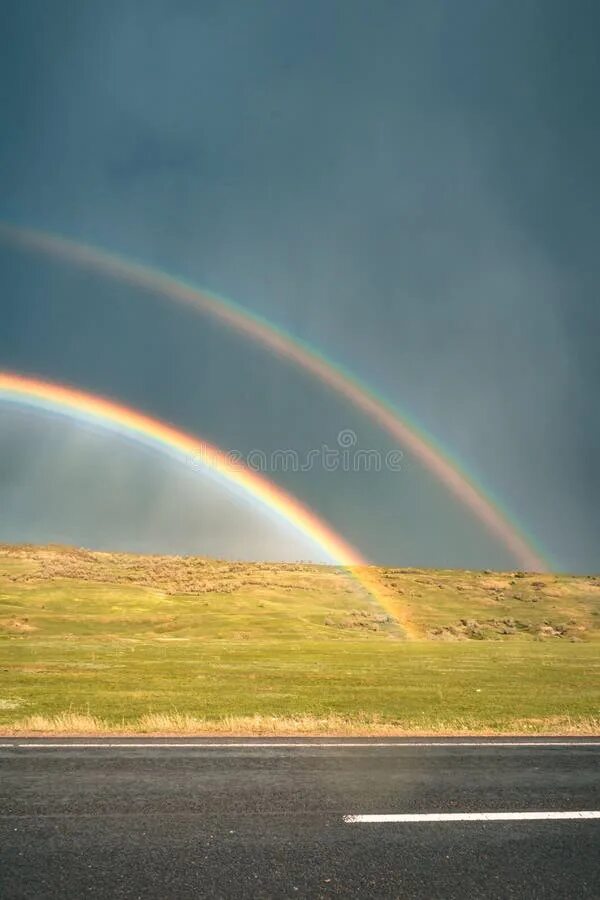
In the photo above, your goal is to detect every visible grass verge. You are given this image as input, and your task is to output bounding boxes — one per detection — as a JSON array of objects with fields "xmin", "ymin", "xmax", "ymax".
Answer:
[
  {"xmin": 1, "ymin": 545, "xmax": 598, "ymax": 735},
  {"xmin": 3, "ymin": 711, "xmax": 600, "ymax": 737}
]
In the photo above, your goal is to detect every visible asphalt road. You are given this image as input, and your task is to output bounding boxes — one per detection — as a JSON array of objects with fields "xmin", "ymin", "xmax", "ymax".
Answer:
[{"xmin": 1, "ymin": 737, "xmax": 599, "ymax": 899}]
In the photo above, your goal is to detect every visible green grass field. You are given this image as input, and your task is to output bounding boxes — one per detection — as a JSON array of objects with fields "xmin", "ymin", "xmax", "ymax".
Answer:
[{"xmin": 1, "ymin": 545, "xmax": 598, "ymax": 734}]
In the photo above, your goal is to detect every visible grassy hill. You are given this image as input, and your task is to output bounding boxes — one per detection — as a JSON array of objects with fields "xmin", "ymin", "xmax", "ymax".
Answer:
[{"xmin": 1, "ymin": 544, "xmax": 598, "ymax": 735}]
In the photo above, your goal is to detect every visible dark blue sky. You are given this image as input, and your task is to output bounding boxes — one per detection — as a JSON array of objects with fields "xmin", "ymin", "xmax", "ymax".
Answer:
[{"xmin": 1, "ymin": 1, "xmax": 598, "ymax": 570}]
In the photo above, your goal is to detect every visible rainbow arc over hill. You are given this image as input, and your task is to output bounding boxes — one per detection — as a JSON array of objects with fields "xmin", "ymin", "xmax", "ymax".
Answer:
[
  {"xmin": 0, "ymin": 372, "xmax": 361, "ymax": 564},
  {"xmin": 0, "ymin": 372, "xmax": 429, "ymax": 632},
  {"xmin": 0, "ymin": 223, "xmax": 548, "ymax": 571},
  {"xmin": 0, "ymin": 371, "xmax": 404, "ymax": 614}
]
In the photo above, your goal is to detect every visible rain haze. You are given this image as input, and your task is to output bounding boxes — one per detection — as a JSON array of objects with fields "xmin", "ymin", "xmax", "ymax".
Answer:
[{"xmin": 0, "ymin": 1, "xmax": 598, "ymax": 571}]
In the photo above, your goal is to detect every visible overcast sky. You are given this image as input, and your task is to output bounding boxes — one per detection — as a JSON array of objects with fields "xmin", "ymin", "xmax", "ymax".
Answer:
[{"xmin": 0, "ymin": 1, "xmax": 598, "ymax": 570}]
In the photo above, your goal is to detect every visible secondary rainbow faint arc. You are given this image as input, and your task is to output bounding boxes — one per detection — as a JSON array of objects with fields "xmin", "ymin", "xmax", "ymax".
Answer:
[{"xmin": 0, "ymin": 222, "xmax": 547, "ymax": 571}]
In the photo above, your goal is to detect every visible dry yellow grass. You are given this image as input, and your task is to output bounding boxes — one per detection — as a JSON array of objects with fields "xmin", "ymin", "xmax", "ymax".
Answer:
[
  {"xmin": 3, "ymin": 711, "xmax": 599, "ymax": 737},
  {"xmin": 0, "ymin": 543, "xmax": 344, "ymax": 596},
  {"xmin": 13, "ymin": 712, "xmax": 111, "ymax": 734}
]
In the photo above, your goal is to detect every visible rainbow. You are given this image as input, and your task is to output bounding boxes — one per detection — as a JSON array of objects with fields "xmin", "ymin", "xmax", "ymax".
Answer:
[
  {"xmin": 0, "ymin": 371, "xmax": 365, "ymax": 567},
  {"xmin": 0, "ymin": 371, "xmax": 406, "ymax": 625},
  {"xmin": 0, "ymin": 222, "xmax": 548, "ymax": 571}
]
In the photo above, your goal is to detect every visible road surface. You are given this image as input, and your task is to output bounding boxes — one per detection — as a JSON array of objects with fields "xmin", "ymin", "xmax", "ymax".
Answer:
[{"xmin": 1, "ymin": 737, "xmax": 599, "ymax": 898}]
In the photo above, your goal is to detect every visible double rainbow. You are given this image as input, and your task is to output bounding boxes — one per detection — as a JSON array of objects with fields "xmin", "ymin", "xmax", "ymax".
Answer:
[{"xmin": 0, "ymin": 223, "xmax": 548, "ymax": 571}]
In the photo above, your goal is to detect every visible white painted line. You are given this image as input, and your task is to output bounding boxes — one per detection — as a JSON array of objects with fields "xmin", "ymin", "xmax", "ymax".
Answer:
[
  {"xmin": 344, "ymin": 811, "xmax": 600, "ymax": 824},
  {"xmin": 1, "ymin": 740, "xmax": 599, "ymax": 749}
]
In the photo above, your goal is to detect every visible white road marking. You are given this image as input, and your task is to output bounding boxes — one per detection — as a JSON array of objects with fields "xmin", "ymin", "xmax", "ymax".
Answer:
[
  {"xmin": 0, "ymin": 740, "xmax": 599, "ymax": 749},
  {"xmin": 344, "ymin": 811, "xmax": 600, "ymax": 823}
]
